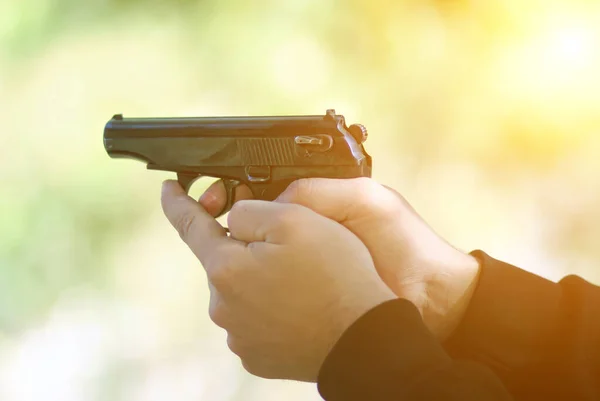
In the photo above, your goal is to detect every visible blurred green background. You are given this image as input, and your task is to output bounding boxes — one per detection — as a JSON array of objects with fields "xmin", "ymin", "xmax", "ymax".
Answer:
[{"xmin": 1, "ymin": 0, "xmax": 600, "ymax": 399}]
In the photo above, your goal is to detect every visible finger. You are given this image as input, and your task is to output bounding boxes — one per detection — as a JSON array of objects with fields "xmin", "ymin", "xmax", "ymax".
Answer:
[
  {"xmin": 227, "ymin": 200, "xmax": 299, "ymax": 244},
  {"xmin": 207, "ymin": 282, "xmax": 229, "ymax": 329},
  {"xmin": 199, "ymin": 180, "xmax": 254, "ymax": 217},
  {"xmin": 161, "ymin": 180, "xmax": 241, "ymax": 264},
  {"xmin": 275, "ymin": 177, "xmax": 396, "ymax": 223}
]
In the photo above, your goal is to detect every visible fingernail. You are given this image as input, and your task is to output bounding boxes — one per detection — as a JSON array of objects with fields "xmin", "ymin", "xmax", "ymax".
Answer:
[
  {"xmin": 161, "ymin": 180, "xmax": 170, "ymax": 195},
  {"xmin": 199, "ymin": 191, "xmax": 216, "ymax": 205}
]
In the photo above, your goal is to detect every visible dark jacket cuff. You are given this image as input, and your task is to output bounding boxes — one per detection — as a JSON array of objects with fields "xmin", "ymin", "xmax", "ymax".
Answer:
[
  {"xmin": 444, "ymin": 250, "xmax": 562, "ymax": 381},
  {"xmin": 317, "ymin": 298, "xmax": 451, "ymax": 401}
]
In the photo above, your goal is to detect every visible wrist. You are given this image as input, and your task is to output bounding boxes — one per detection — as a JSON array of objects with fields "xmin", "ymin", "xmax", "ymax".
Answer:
[
  {"xmin": 423, "ymin": 252, "xmax": 481, "ymax": 341},
  {"xmin": 320, "ymin": 284, "xmax": 398, "ymax": 375},
  {"xmin": 445, "ymin": 253, "xmax": 481, "ymax": 337}
]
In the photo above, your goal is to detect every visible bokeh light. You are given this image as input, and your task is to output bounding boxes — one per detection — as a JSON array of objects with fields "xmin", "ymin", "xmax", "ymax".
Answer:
[{"xmin": 1, "ymin": 0, "xmax": 600, "ymax": 399}]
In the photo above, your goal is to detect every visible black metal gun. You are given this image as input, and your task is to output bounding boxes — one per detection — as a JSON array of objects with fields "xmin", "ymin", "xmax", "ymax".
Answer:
[{"xmin": 103, "ymin": 109, "xmax": 371, "ymax": 216}]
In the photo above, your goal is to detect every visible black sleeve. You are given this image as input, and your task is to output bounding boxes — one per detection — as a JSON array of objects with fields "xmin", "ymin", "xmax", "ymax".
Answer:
[
  {"xmin": 317, "ymin": 298, "xmax": 514, "ymax": 401},
  {"xmin": 444, "ymin": 250, "xmax": 600, "ymax": 400},
  {"xmin": 317, "ymin": 251, "xmax": 600, "ymax": 401}
]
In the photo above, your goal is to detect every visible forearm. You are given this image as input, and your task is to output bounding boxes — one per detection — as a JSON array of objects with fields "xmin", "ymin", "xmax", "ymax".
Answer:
[{"xmin": 444, "ymin": 251, "xmax": 600, "ymax": 399}]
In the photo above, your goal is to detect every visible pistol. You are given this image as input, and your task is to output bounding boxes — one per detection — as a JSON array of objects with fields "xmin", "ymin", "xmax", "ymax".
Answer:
[{"xmin": 103, "ymin": 109, "xmax": 371, "ymax": 216}]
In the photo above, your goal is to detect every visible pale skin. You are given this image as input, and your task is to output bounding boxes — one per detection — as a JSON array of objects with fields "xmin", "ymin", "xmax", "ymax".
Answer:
[{"xmin": 161, "ymin": 177, "xmax": 481, "ymax": 382}]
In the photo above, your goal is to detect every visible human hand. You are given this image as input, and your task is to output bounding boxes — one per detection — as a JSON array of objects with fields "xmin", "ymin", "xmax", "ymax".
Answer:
[
  {"xmin": 161, "ymin": 180, "xmax": 396, "ymax": 382},
  {"xmin": 199, "ymin": 178, "xmax": 480, "ymax": 341}
]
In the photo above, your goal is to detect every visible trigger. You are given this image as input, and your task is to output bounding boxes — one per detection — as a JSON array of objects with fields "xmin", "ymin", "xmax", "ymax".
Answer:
[
  {"xmin": 217, "ymin": 179, "xmax": 242, "ymax": 218},
  {"xmin": 177, "ymin": 173, "xmax": 202, "ymax": 194}
]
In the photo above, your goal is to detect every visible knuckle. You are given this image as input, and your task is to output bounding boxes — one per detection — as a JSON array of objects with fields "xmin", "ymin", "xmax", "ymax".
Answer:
[
  {"xmin": 241, "ymin": 359, "xmax": 274, "ymax": 379},
  {"xmin": 207, "ymin": 265, "xmax": 234, "ymax": 292},
  {"xmin": 226, "ymin": 334, "xmax": 244, "ymax": 357},
  {"xmin": 354, "ymin": 178, "xmax": 399, "ymax": 215},
  {"xmin": 241, "ymin": 358, "xmax": 261, "ymax": 377},
  {"xmin": 208, "ymin": 299, "xmax": 227, "ymax": 328},
  {"xmin": 227, "ymin": 200, "xmax": 252, "ymax": 227},
  {"xmin": 273, "ymin": 205, "xmax": 303, "ymax": 228},
  {"xmin": 225, "ymin": 335, "xmax": 277, "ymax": 379},
  {"xmin": 173, "ymin": 211, "xmax": 197, "ymax": 241},
  {"xmin": 229, "ymin": 199, "xmax": 250, "ymax": 216},
  {"xmin": 241, "ymin": 360, "xmax": 258, "ymax": 376},
  {"xmin": 205, "ymin": 253, "xmax": 238, "ymax": 293},
  {"xmin": 199, "ymin": 253, "xmax": 218, "ymax": 273},
  {"xmin": 283, "ymin": 179, "xmax": 312, "ymax": 201}
]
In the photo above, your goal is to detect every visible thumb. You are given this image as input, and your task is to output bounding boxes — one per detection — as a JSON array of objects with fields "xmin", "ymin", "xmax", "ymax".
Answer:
[{"xmin": 275, "ymin": 178, "xmax": 399, "ymax": 224}]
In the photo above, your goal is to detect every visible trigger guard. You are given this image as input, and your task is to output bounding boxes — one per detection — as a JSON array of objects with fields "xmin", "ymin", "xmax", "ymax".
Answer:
[
  {"xmin": 216, "ymin": 179, "xmax": 242, "ymax": 218},
  {"xmin": 177, "ymin": 173, "xmax": 202, "ymax": 194}
]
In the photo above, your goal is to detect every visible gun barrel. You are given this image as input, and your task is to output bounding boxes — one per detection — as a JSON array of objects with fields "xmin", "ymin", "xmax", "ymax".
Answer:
[
  {"xmin": 103, "ymin": 110, "xmax": 369, "ymax": 176},
  {"xmin": 104, "ymin": 114, "xmax": 344, "ymax": 138}
]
